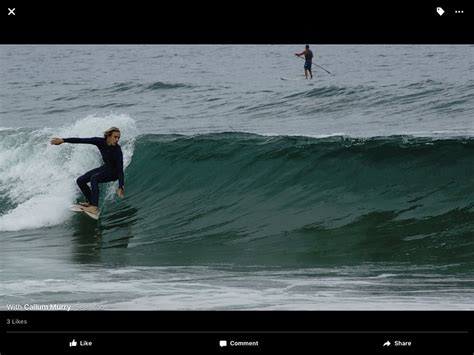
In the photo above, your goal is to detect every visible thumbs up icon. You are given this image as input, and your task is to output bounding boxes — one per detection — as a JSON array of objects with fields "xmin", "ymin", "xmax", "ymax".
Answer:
[{"xmin": 69, "ymin": 339, "xmax": 77, "ymax": 347}]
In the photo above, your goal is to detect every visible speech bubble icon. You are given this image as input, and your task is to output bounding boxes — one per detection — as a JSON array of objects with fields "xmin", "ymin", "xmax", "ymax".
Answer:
[
  {"xmin": 437, "ymin": 7, "xmax": 445, "ymax": 16},
  {"xmin": 219, "ymin": 340, "xmax": 227, "ymax": 347}
]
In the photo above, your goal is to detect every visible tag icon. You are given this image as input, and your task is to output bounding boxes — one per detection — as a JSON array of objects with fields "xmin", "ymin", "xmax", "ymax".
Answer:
[{"xmin": 436, "ymin": 7, "xmax": 445, "ymax": 16}]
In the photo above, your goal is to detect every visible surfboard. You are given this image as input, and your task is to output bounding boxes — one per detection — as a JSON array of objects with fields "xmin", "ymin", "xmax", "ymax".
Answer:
[
  {"xmin": 69, "ymin": 205, "xmax": 100, "ymax": 220},
  {"xmin": 69, "ymin": 205, "xmax": 84, "ymax": 212}
]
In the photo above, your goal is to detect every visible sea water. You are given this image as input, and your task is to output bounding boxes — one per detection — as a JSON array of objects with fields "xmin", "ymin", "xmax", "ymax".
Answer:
[{"xmin": 1, "ymin": 45, "xmax": 473, "ymax": 309}]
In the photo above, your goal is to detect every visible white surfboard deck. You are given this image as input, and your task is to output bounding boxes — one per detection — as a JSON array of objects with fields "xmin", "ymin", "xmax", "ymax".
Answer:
[
  {"xmin": 69, "ymin": 205, "xmax": 84, "ymax": 212},
  {"xmin": 69, "ymin": 205, "xmax": 100, "ymax": 220}
]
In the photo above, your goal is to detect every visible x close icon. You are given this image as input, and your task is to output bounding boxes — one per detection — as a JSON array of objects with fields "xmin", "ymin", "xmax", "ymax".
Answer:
[{"xmin": 8, "ymin": 8, "xmax": 15, "ymax": 15}]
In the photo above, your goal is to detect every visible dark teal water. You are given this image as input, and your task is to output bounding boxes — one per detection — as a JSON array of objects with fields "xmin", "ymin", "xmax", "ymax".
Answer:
[{"xmin": 124, "ymin": 133, "xmax": 474, "ymax": 267}]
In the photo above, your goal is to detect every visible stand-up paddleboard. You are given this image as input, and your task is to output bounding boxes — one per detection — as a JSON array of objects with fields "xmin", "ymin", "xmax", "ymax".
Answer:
[
  {"xmin": 280, "ymin": 77, "xmax": 306, "ymax": 81},
  {"xmin": 69, "ymin": 205, "xmax": 100, "ymax": 220}
]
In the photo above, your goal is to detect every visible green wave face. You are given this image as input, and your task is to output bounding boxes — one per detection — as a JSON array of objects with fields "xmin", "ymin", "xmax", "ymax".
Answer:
[{"xmin": 117, "ymin": 133, "xmax": 474, "ymax": 267}]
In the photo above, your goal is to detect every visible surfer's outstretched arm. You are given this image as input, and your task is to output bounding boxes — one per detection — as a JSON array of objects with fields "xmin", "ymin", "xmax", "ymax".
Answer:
[{"xmin": 50, "ymin": 137, "xmax": 102, "ymax": 146}]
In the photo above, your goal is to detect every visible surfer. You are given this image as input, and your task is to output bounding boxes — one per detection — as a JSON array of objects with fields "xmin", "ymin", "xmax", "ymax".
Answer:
[
  {"xmin": 295, "ymin": 45, "xmax": 313, "ymax": 79},
  {"xmin": 50, "ymin": 127, "xmax": 125, "ymax": 218}
]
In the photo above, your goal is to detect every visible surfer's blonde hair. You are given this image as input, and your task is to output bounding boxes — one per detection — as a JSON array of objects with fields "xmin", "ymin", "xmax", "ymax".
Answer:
[{"xmin": 104, "ymin": 127, "xmax": 120, "ymax": 138}]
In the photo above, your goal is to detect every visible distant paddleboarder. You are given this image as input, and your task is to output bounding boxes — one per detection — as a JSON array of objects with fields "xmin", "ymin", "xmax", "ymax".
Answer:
[
  {"xmin": 50, "ymin": 127, "xmax": 125, "ymax": 218},
  {"xmin": 295, "ymin": 45, "xmax": 313, "ymax": 79}
]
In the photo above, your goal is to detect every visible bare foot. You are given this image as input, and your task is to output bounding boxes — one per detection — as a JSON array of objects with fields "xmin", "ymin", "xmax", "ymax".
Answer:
[{"xmin": 82, "ymin": 206, "xmax": 99, "ymax": 214}]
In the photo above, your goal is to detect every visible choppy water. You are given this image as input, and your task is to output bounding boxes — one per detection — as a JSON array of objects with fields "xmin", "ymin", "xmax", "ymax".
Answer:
[{"xmin": 1, "ymin": 45, "xmax": 473, "ymax": 309}]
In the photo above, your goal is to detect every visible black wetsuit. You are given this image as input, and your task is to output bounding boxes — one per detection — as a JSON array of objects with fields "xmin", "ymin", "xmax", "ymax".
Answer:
[
  {"xmin": 63, "ymin": 137, "xmax": 124, "ymax": 207},
  {"xmin": 304, "ymin": 49, "xmax": 313, "ymax": 70}
]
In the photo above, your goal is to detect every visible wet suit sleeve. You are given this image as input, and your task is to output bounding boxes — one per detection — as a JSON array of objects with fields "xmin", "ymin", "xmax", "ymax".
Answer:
[
  {"xmin": 63, "ymin": 137, "xmax": 103, "ymax": 146},
  {"xmin": 116, "ymin": 147, "xmax": 125, "ymax": 189}
]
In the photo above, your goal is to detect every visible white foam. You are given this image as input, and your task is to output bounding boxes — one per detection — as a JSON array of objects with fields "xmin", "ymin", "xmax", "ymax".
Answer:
[{"xmin": 0, "ymin": 113, "xmax": 138, "ymax": 231}]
